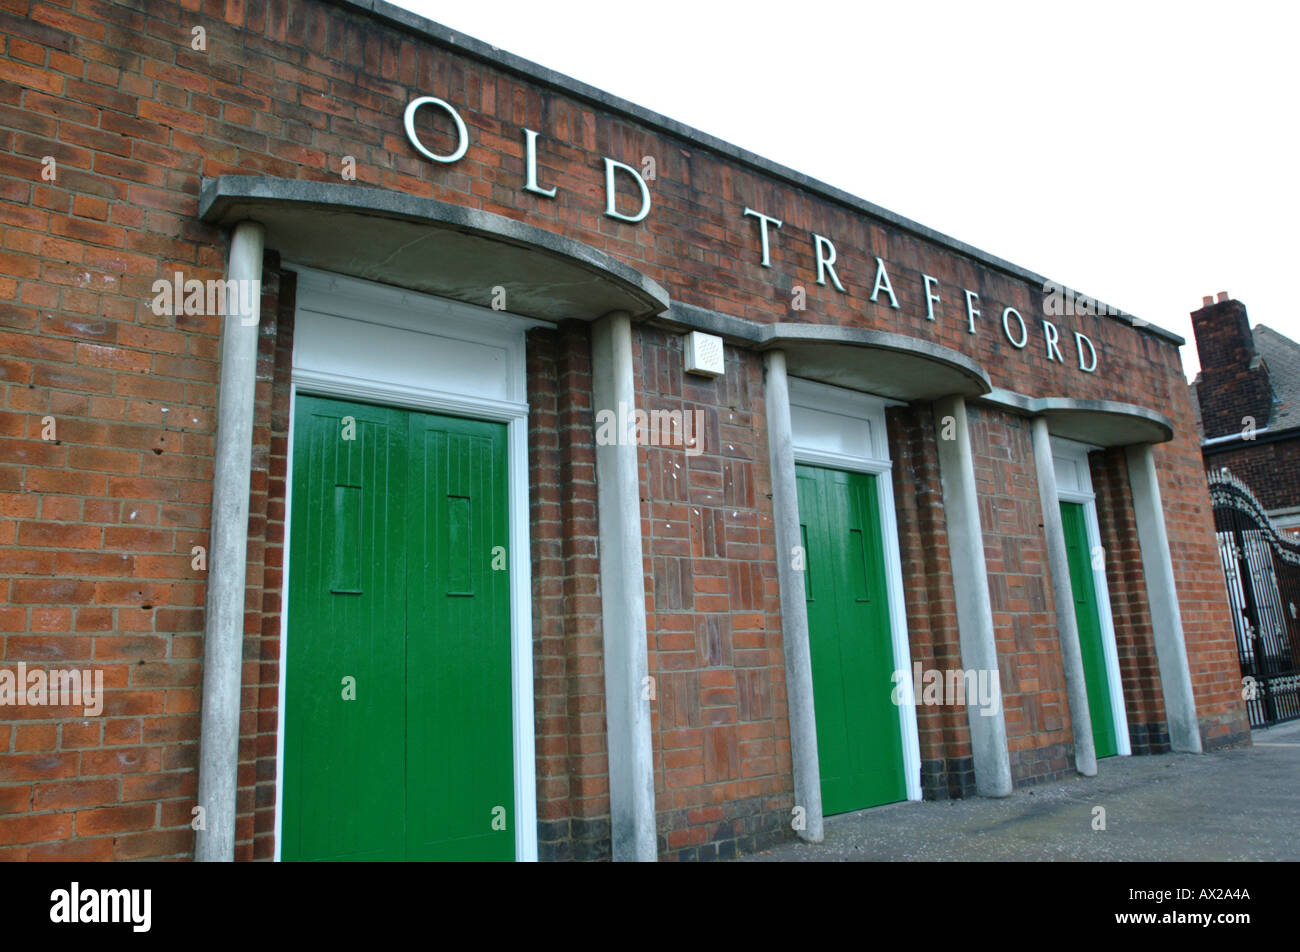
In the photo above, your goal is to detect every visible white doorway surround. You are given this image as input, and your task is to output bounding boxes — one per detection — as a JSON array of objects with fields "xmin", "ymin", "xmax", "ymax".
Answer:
[
  {"xmin": 1051, "ymin": 436, "xmax": 1132, "ymax": 757},
  {"xmin": 787, "ymin": 377, "xmax": 923, "ymax": 801},
  {"xmin": 274, "ymin": 264, "xmax": 543, "ymax": 860}
]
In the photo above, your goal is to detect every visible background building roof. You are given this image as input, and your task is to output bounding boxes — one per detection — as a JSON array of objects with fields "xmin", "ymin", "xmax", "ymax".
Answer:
[{"xmin": 1253, "ymin": 324, "xmax": 1300, "ymax": 432}]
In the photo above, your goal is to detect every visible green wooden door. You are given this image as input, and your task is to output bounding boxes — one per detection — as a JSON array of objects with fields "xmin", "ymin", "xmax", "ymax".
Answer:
[
  {"xmin": 796, "ymin": 464, "xmax": 906, "ymax": 814},
  {"xmin": 283, "ymin": 394, "xmax": 514, "ymax": 861},
  {"xmin": 1060, "ymin": 501, "xmax": 1118, "ymax": 759}
]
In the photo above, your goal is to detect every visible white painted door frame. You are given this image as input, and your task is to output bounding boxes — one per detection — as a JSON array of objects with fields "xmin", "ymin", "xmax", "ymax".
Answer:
[
  {"xmin": 787, "ymin": 377, "xmax": 923, "ymax": 801},
  {"xmin": 1050, "ymin": 436, "xmax": 1132, "ymax": 757},
  {"xmin": 274, "ymin": 264, "xmax": 543, "ymax": 860}
]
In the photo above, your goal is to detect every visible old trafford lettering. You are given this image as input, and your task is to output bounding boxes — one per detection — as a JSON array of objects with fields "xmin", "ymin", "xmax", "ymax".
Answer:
[{"xmin": 405, "ymin": 94, "xmax": 1102, "ymax": 375}]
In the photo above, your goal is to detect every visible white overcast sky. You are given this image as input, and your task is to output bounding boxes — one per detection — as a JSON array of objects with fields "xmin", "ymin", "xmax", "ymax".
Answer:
[{"xmin": 388, "ymin": 0, "xmax": 1298, "ymax": 380}]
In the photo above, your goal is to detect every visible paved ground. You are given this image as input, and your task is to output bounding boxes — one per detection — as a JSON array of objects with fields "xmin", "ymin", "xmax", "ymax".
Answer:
[{"xmin": 738, "ymin": 719, "xmax": 1300, "ymax": 861}]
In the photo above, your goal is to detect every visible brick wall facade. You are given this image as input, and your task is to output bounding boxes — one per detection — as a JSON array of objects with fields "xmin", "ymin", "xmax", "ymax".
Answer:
[
  {"xmin": 0, "ymin": 0, "xmax": 1250, "ymax": 860},
  {"xmin": 525, "ymin": 320, "xmax": 610, "ymax": 860},
  {"xmin": 1202, "ymin": 438, "xmax": 1300, "ymax": 516},
  {"xmin": 636, "ymin": 330, "xmax": 792, "ymax": 861},
  {"xmin": 885, "ymin": 405, "xmax": 975, "ymax": 799},
  {"xmin": 967, "ymin": 405, "xmax": 1075, "ymax": 785},
  {"xmin": 1157, "ymin": 423, "xmax": 1252, "ymax": 750}
]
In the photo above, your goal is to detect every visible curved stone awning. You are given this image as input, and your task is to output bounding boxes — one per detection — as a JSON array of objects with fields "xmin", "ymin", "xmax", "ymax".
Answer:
[
  {"xmin": 984, "ymin": 388, "xmax": 1173, "ymax": 445},
  {"xmin": 1038, "ymin": 398, "xmax": 1173, "ymax": 446},
  {"xmin": 198, "ymin": 175, "xmax": 670, "ymax": 322},
  {"xmin": 756, "ymin": 323, "xmax": 992, "ymax": 401},
  {"xmin": 197, "ymin": 180, "xmax": 1171, "ymax": 440}
]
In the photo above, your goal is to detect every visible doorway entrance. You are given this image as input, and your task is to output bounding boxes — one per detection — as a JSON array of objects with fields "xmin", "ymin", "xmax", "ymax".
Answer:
[
  {"xmin": 1051, "ymin": 437, "xmax": 1130, "ymax": 758},
  {"xmin": 1060, "ymin": 500, "xmax": 1119, "ymax": 758},
  {"xmin": 797, "ymin": 463, "xmax": 908, "ymax": 813},
  {"xmin": 281, "ymin": 394, "xmax": 513, "ymax": 860}
]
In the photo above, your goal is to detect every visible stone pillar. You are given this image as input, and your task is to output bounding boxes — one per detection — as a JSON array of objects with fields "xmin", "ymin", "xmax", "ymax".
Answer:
[
  {"xmin": 932, "ymin": 396, "xmax": 1013, "ymax": 796},
  {"xmin": 196, "ymin": 221, "xmax": 264, "ymax": 861},
  {"xmin": 1125, "ymin": 443, "xmax": 1203, "ymax": 753},
  {"xmin": 591, "ymin": 311, "xmax": 657, "ymax": 860},
  {"xmin": 762, "ymin": 350, "xmax": 824, "ymax": 842}
]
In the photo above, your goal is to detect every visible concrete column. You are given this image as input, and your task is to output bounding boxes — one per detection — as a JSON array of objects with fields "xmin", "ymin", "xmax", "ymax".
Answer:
[
  {"xmin": 1125, "ymin": 443, "xmax": 1203, "ymax": 753},
  {"xmin": 591, "ymin": 311, "xmax": 657, "ymax": 861},
  {"xmin": 195, "ymin": 221, "xmax": 265, "ymax": 862},
  {"xmin": 1031, "ymin": 418, "xmax": 1097, "ymax": 777},
  {"xmin": 762, "ymin": 350, "xmax": 824, "ymax": 843},
  {"xmin": 932, "ymin": 396, "xmax": 1013, "ymax": 797}
]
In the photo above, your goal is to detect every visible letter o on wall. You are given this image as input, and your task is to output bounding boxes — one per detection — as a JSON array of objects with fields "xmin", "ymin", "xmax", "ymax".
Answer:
[
  {"xmin": 404, "ymin": 96, "xmax": 469, "ymax": 164},
  {"xmin": 1002, "ymin": 307, "xmax": 1028, "ymax": 349}
]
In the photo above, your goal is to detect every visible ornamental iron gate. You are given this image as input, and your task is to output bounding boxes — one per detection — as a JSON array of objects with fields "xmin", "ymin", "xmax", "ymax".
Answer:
[{"xmin": 1208, "ymin": 469, "xmax": 1300, "ymax": 728}]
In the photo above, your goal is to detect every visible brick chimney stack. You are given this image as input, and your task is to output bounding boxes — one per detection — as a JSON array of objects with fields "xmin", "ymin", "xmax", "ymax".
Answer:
[{"xmin": 1191, "ymin": 294, "xmax": 1273, "ymax": 439}]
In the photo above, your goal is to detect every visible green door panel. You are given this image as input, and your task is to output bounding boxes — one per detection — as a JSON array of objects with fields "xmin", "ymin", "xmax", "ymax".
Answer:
[
  {"xmin": 797, "ymin": 464, "xmax": 907, "ymax": 814},
  {"xmin": 284, "ymin": 394, "xmax": 513, "ymax": 861},
  {"xmin": 405, "ymin": 415, "xmax": 513, "ymax": 861},
  {"xmin": 1060, "ymin": 501, "xmax": 1119, "ymax": 759},
  {"xmin": 284, "ymin": 397, "xmax": 408, "ymax": 861}
]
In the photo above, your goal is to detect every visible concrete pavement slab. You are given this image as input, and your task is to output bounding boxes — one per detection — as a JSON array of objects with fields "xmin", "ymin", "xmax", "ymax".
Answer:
[{"xmin": 738, "ymin": 721, "xmax": 1300, "ymax": 861}]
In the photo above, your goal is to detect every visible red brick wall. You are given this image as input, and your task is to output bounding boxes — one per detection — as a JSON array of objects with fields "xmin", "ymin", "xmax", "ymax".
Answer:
[
  {"xmin": 1091, "ymin": 433, "xmax": 1251, "ymax": 752},
  {"xmin": 966, "ymin": 405, "xmax": 1074, "ymax": 783},
  {"xmin": 1156, "ymin": 431, "xmax": 1252, "ymax": 749},
  {"xmin": 886, "ymin": 404, "xmax": 974, "ymax": 798},
  {"xmin": 635, "ymin": 328, "xmax": 792, "ymax": 860},
  {"xmin": 0, "ymin": 0, "xmax": 1248, "ymax": 860},
  {"xmin": 1204, "ymin": 437, "xmax": 1300, "ymax": 516},
  {"xmin": 523, "ymin": 325, "xmax": 795, "ymax": 861},
  {"xmin": 525, "ymin": 321, "xmax": 611, "ymax": 860}
]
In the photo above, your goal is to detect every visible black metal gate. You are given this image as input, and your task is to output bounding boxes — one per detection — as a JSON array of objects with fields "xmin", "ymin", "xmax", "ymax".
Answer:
[{"xmin": 1209, "ymin": 469, "xmax": 1300, "ymax": 728}]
